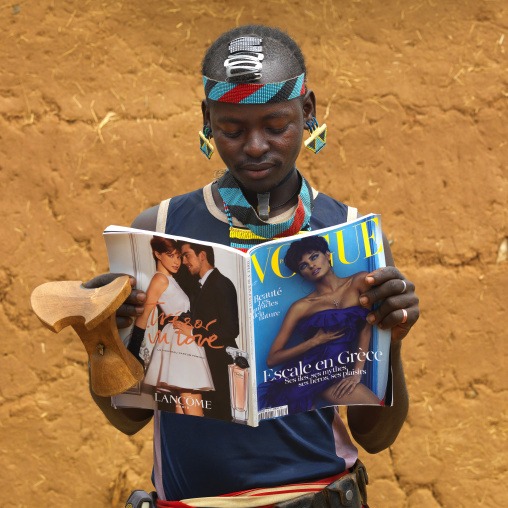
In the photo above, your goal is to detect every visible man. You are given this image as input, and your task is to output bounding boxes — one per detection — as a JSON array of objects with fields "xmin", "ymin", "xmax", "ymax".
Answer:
[
  {"xmin": 174, "ymin": 242, "xmax": 239, "ymax": 420},
  {"xmin": 87, "ymin": 24, "xmax": 419, "ymax": 508}
]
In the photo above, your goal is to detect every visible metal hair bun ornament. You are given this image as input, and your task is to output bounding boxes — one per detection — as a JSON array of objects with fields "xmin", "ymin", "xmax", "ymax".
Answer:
[{"xmin": 224, "ymin": 36, "xmax": 264, "ymax": 83}]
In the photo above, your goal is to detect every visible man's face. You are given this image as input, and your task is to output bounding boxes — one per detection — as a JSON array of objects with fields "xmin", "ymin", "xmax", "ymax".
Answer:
[
  {"xmin": 181, "ymin": 244, "xmax": 202, "ymax": 276},
  {"xmin": 206, "ymin": 98, "xmax": 307, "ymax": 194}
]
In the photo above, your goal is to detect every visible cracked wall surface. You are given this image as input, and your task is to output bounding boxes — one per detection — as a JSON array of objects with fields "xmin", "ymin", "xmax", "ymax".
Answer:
[{"xmin": 1, "ymin": 1, "xmax": 507, "ymax": 507}]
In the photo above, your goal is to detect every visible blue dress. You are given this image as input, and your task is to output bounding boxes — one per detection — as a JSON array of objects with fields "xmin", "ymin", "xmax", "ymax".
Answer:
[{"xmin": 258, "ymin": 306, "xmax": 369, "ymax": 414}]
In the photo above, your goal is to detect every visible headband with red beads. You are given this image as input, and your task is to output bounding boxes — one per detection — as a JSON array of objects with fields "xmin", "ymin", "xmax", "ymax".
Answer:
[{"xmin": 203, "ymin": 36, "xmax": 306, "ymax": 104}]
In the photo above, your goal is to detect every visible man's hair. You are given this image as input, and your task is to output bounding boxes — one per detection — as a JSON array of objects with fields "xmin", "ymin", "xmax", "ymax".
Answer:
[
  {"xmin": 201, "ymin": 25, "xmax": 306, "ymax": 81},
  {"xmin": 150, "ymin": 236, "xmax": 180, "ymax": 264},
  {"xmin": 183, "ymin": 242, "xmax": 215, "ymax": 267},
  {"xmin": 283, "ymin": 236, "xmax": 330, "ymax": 274}
]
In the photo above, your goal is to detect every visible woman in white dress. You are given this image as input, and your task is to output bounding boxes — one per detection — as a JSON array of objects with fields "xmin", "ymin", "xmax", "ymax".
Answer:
[{"xmin": 130, "ymin": 236, "xmax": 214, "ymax": 417}]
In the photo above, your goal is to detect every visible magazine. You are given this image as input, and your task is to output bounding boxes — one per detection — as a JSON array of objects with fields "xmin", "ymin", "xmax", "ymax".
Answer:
[{"xmin": 104, "ymin": 214, "xmax": 391, "ymax": 427}]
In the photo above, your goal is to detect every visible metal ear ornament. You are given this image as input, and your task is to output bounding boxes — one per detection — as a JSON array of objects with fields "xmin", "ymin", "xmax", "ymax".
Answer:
[
  {"xmin": 304, "ymin": 117, "xmax": 327, "ymax": 154},
  {"xmin": 199, "ymin": 125, "xmax": 214, "ymax": 159}
]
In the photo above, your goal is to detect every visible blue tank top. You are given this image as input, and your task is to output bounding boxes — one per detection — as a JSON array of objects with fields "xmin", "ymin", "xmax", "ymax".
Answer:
[{"xmin": 152, "ymin": 184, "xmax": 358, "ymax": 501}]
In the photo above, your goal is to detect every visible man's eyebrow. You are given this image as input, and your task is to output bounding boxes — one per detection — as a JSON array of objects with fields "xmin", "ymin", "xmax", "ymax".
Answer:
[
  {"xmin": 216, "ymin": 110, "xmax": 293, "ymax": 124},
  {"xmin": 216, "ymin": 116, "xmax": 243, "ymax": 124},
  {"xmin": 262, "ymin": 110, "xmax": 292, "ymax": 120}
]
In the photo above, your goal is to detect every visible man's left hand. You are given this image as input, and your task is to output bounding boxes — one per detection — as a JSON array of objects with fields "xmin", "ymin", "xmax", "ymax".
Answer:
[{"xmin": 359, "ymin": 267, "xmax": 419, "ymax": 343}]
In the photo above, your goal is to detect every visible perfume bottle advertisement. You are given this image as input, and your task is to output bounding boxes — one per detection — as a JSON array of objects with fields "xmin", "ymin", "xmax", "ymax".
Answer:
[
  {"xmin": 226, "ymin": 347, "xmax": 250, "ymax": 423},
  {"xmin": 250, "ymin": 215, "xmax": 391, "ymax": 421}
]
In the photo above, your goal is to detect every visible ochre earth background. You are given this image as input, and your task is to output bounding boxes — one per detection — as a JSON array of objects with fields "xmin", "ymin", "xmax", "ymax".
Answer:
[{"xmin": 1, "ymin": 1, "xmax": 507, "ymax": 506}]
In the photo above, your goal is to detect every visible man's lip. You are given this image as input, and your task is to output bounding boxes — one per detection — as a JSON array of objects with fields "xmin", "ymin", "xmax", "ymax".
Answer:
[
  {"xmin": 239, "ymin": 164, "xmax": 275, "ymax": 180},
  {"xmin": 239, "ymin": 163, "xmax": 275, "ymax": 171}
]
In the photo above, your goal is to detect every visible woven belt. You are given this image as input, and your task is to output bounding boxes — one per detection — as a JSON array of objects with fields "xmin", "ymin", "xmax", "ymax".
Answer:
[
  {"xmin": 126, "ymin": 461, "xmax": 369, "ymax": 508},
  {"xmin": 272, "ymin": 461, "xmax": 369, "ymax": 508}
]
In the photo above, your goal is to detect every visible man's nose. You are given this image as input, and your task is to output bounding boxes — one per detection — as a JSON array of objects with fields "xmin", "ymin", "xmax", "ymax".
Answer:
[{"xmin": 243, "ymin": 129, "xmax": 269, "ymax": 158}]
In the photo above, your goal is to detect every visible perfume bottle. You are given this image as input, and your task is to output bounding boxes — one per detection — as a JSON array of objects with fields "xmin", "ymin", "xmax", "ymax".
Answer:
[{"xmin": 226, "ymin": 347, "xmax": 250, "ymax": 424}]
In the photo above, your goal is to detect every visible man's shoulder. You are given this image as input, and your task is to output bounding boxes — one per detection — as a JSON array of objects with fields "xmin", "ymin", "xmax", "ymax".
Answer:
[
  {"xmin": 166, "ymin": 187, "xmax": 213, "ymax": 224},
  {"xmin": 313, "ymin": 190, "xmax": 347, "ymax": 208},
  {"xmin": 207, "ymin": 268, "xmax": 237, "ymax": 293},
  {"xmin": 310, "ymin": 190, "xmax": 349, "ymax": 228},
  {"xmin": 168, "ymin": 188, "xmax": 206, "ymax": 207},
  {"xmin": 209, "ymin": 268, "xmax": 232, "ymax": 284},
  {"xmin": 130, "ymin": 188, "xmax": 207, "ymax": 231},
  {"xmin": 131, "ymin": 205, "xmax": 159, "ymax": 231}
]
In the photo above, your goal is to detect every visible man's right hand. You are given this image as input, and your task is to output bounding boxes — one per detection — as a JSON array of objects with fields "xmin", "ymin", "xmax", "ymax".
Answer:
[{"xmin": 82, "ymin": 273, "xmax": 146, "ymax": 329}]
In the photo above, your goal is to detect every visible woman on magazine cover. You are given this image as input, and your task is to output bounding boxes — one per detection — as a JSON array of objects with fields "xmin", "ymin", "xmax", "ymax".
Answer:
[
  {"xmin": 129, "ymin": 236, "xmax": 214, "ymax": 417},
  {"xmin": 258, "ymin": 236, "xmax": 380, "ymax": 414}
]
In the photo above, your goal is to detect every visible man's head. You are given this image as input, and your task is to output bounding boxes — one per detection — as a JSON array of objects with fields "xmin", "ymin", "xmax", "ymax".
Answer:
[
  {"xmin": 181, "ymin": 242, "xmax": 215, "ymax": 277},
  {"xmin": 201, "ymin": 25, "xmax": 316, "ymax": 194},
  {"xmin": 202, "ymin": 25, "xmax": 306, "ymax": 85}
]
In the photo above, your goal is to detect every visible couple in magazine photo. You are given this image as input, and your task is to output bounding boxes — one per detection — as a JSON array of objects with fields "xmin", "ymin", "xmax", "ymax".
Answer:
[{"xmin": 125, "ymin": 236, "xmax": 239, "ymax": 421}]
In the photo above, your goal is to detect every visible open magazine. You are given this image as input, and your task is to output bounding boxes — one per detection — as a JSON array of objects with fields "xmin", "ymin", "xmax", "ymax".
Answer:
[{"xmin": 104, "ymin": 214, "xmax": 392, "ymax": 427}]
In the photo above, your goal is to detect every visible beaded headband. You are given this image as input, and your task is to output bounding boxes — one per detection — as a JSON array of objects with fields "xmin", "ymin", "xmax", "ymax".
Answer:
[
  {"xmin": 202, "ymin": 36, "xmax": 306, "ymax": 104},
  {"xmin": 203, "ymin": 73, "xmax": 306, "ymax": 104}
]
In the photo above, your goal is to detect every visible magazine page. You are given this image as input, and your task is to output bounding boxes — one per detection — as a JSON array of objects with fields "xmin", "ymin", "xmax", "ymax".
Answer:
[
  {"xmin": 247, "ymin": 214, "xmax": 391, "ymax": 423},
  {"xmin": 103, "ymin": 227, "xmax": 256, "ymax": 426}
]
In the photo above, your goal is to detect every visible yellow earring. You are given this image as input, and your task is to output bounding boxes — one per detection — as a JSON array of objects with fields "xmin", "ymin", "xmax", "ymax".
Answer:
[
  {"xmin": 304, "ymin": 117, "xmax": 327, "ymax": 154},
  {"xmin": 199, "ymin": 125, "xmax": 214, "ymax": 159}
]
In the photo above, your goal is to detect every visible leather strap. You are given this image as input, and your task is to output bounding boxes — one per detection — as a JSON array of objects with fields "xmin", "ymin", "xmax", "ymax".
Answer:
[
  {"xmin": 273, "ymin": 460, "xmax": 368, "ymax": 508},
  {"xmin": 125, "ymin": 489, "xmax": 156, "ymax": 508}
]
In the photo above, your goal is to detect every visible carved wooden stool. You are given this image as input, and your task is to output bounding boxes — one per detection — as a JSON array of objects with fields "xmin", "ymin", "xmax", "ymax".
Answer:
[{"xmin": 31, "ymin": 276, "xmax": 143, "ymax": 396}]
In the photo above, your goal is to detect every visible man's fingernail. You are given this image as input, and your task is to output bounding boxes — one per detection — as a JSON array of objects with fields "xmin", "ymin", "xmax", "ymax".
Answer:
[
  {"xmin": 129, "ymin": 277, "xmax": 136, "ymax": 285},
  {"xmin": 137, "ymin": 292, "xmax": 146, "ymax": 302},
  {"xmin": 135, "ymin": 306, "xmax": 144, "ymax": 314},
  {"xmin": 359, "ymin": 296, "xmax": 368, "ymax": 305},
  {"xmin": 366, "ymin": 276, "xmax": 375, "ymax": 284},
  {"xmin": 367, "ymin": 314, "xmax": 375, "ymax": 323}
]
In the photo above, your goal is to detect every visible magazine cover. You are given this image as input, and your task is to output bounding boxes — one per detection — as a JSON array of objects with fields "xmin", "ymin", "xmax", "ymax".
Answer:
[
  {"xmin": 104, "ymin": 229, "xmax": 252, "ymax": 424},
  {"xmin": 103, "ymin": 214, "xmax": 390, "ymax": 427},
  {"xmin": 249, "ymin": 215, "xmax": 391, "ymax": 422}
]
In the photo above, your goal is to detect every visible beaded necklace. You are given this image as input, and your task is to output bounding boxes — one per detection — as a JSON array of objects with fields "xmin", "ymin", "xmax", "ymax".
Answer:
[{"xmin": 217, "ymin": 170, "xmax": 313, "ymax": 252}]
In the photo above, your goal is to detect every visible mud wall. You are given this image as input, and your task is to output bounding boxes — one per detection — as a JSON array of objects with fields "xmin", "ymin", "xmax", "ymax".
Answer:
[{"xmin": 1, "ymin": 1, "xmax": 507, "ymax": 506}]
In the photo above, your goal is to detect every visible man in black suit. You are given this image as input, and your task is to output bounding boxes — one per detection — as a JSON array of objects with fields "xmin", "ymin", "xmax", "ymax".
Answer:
[{"xmin": 174, "ymin": 241, "xmax": 239, "ymax": 420}]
